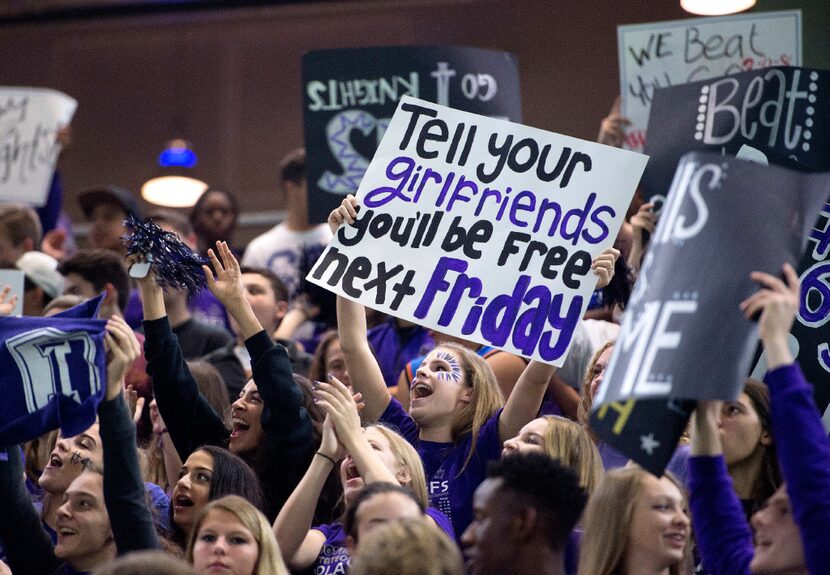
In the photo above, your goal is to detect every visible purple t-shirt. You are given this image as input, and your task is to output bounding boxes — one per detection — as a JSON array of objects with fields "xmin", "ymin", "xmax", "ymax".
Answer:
[
  {"xmin": 312, "ymin": 523, "xmax": 350, "ymax": 575},
  {"xmin": 312, "ymin": 508, "xmax": 453, "ymax": 574},
  {"xmin": 380, "ymin": 398, "xmax": 503, "ymax": 538}
]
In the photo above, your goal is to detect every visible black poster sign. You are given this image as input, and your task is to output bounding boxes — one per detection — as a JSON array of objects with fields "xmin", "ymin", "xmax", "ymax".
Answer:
[
  {"xmin": 642, "ymin": 66, "xmax": 830, "ymax": 200},
  {"xmin": 591, "ymin": 151, "xmax": 830, "ymax": 474},
  {"xmin": 790, "ymin": 202, "xmax": 830, "ymax": 413},
  {"xmin": 302, "ymin": 46, "xmax": 522, "ymax": 223}
]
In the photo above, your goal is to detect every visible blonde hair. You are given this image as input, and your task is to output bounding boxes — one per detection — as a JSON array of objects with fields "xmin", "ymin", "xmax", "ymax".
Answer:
[
  {"xmin": 577, "ymin": 339, "xmax": 616, "ymax": 442},
  {"xmin": 186, "ymin": 495, "xmax": 289, "ymax": 575},
  {"xmin": 540, "ymin": 416, "xmax": 604, "ymax": 494},
  {"xmin": 368, "ymin": 424, "xmax": 429, "ymax": 507},
  {"xmin": 437, "ymin": 343, "xmax": 504, "ymax": 472},
  {"xmin": 578, "ymin": 467, "xmax": 692, "ymax": 575},
  {"xmin": 349, "ymin": 518, "xmax": 463, "ymax": 575}
]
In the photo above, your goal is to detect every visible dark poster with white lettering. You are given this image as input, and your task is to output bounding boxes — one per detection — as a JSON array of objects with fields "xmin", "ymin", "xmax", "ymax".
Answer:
[
  {"xmin": 302, "ymin": 46, "xmax": 522, "ymax": 223},
  {"xmin": 732, "ymin": 141, "xmax": 830, "ymax": 418},
  {"xmin": 591, "ymin": 151, "xmax": 830, "ymax": 474},
  {"xmin": 790, "ymin": 202, "xmax": 830, "ymax": 414},
  {"xmin": 641, "ymin": 66, "xmax": 829, "ymax": 200}
]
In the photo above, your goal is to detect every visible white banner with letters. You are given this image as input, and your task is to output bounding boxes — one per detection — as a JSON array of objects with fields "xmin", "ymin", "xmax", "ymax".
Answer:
[
  {"xmin": 618, "ymin": 10, "xmax": 801, "ymax": 152},
  {"xmin": 0, "ymin": 87, "xmax": 77, "ymax": 206},
  {"xmin": 308, "ymin": 96, "xmax": 648, "ymax": 365}
]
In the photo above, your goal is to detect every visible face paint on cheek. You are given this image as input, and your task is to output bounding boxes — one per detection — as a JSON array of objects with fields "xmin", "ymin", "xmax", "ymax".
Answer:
[
  {"xmin": 70, "ymin": 451, "xmax": 83, "ymax": 466},
  {"xmin": 435, "ymin": 351, "xmax": 462, "ymax": 383}
]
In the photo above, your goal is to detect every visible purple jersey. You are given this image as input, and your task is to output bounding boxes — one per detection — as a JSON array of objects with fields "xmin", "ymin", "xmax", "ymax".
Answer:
[{"xmin": 380, "ymin": 398, "xmax": 503, "ymax": 539}]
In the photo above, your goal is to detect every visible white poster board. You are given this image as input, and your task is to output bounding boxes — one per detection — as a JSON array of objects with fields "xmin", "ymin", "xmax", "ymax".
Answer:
[
  {"xmin": 0, "ymin": 270, "xmax": 25, "ymax": 316},
  {"xmin": 0, "ymin": 87, "xmax": 77, "ymax": 206},
  {"xmin": 618, "ymin": 10, "xmax": 801, "ymax": 152},
  {"xmin": 308, "ymin": 96, "xmax": 648, "ymax": 365}
]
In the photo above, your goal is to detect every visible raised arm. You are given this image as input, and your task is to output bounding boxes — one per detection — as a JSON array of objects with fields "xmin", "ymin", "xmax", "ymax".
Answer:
[
  {"xmin": 743, "ymin": 263, "xmax": 830, "ymax": 574},
  {"xmin": 203, "ymin": 241, "xmax": 263, "ymax": 341},
  {"xmin": 330, "ymin": 196, "xmax": 391, "ymax": 422},
  {"xmin": 0, "ymin": 447, "xmax": 61, "ymax": 575},
  {"xmin": 596, "ymin": 96, "xmax": 631, "ymax": 148},
  {"xmin": 205, "ymin": 240, "xmax": 313, "ymax": 448},
  {"xmin": 498, "ymin": 247, "xmax": 619, "ymax": 441},
  {"xmin": 273, "ymin": 415, "xmax": 343, "ymax": 570},
  {"xmin": 100, "ymin": 316, "xmax": 161, "ymax": 554},
  {"xmin": 134, "ymin": 256, "xmax": 229, "ymax": 459},
  {"xmin": 315, "ymin": 376, "xmax": 399, "ymax": 486},
  {"xmin": 687, "ymin": 402, "xmax": 755, "ymax": 575},
  {"xmin": 627, "ymin": 201, "xmax": 656, "ymax": 274}
]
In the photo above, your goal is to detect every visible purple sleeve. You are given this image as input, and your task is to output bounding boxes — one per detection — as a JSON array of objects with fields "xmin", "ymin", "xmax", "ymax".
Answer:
[
  {"xmin": 378, "ymin": 397, "xmax": 419, "ymax": 444},
  {"xmin": 313, "ymin": 523, "xmax": 333, "ymax": 539},
  {"xmin": 687, "ymin": 455, "xmax": 753, "ymax": 575},
  {"xmin": 426, "ymin": 507, "xmax": 455, "ymax": 540},
  {"xmin": 478, "ymin": 408, "xmax": 505, "ymax": 458},
  {"xmin": 766, "ymin": 363, "xmax": 830, "ymax": 574}
]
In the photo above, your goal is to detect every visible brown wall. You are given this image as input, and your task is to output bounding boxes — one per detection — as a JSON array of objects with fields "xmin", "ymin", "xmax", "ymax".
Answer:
[{"xmin": 0, "ymin": 0, "xmax": 715, "ymax": 242}]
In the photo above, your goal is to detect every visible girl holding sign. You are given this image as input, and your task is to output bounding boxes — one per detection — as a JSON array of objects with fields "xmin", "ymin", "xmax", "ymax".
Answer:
[{"xmin": 328, "ymin": 195, "xmax": 617, "ymax": 538}]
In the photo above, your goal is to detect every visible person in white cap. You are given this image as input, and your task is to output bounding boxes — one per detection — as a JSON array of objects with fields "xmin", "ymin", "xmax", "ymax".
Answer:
[{"xmin": 15, "ymin": 251, "xmax": 65, "ymax": 316}]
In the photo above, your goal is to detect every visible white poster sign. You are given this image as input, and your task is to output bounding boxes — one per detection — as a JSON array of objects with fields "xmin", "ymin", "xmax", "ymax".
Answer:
[
  {"xmin": 0, "ymin": 87, "xmax": 77, "ymax": 206},
  {"xmin": 0, "ymin": 270, "xmax": 25, "ymax": 316},
  {"xmin": 618, "ymin": 10, "xmax": 801, "ymax": 152},
  {"xmin": 308, "ymin": 96, "xmax": 648, "ymax": 365}
]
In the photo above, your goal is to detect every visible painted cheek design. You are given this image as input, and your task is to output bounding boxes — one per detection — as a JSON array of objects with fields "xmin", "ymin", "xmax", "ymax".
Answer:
[{"xmin": 434, "ymin": 351, "xmax": 462, "ymax": 382}]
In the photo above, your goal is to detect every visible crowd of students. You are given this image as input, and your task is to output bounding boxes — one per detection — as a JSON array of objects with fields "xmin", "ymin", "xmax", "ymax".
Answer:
[{"xmin": 0, "ymin": 106, "xmax": 827, "ymax": 575}]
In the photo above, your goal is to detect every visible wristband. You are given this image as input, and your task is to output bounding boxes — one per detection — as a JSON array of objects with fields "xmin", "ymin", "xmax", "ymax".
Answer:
[{"xmin": 315, "ymin": 452, "xmax": 337, "ymax": 466}]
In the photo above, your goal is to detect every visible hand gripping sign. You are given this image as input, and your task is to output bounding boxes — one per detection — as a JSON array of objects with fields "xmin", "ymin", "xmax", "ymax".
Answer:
[{"xmin": 591, "ymin": 151, "xmax": 830, "ymax": 474}]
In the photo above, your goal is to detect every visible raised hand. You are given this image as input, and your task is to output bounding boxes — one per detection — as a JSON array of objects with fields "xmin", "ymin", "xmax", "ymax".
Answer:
[
  {"xmin": 690, "ymin": 400, "xmax": 724, "ymax": 456},
  {"xmin": 628, "ymin": 201, "xmax": 657, "ymax": 272},
  {"xmin": 203, "ymin": 240, "xmax": 246, "ymax": 309},
  {"xmin": 318, "ymin": 414, "xmax": 347, "ymax": 463},
  {"xmin": 591, "ymin": 247, "xmax": 620, "ymax": 290},
  {"xmin": 0, "ymin": 285, "xmax": 17, "ymax": 316},
  {"xmin": 125, "ymin": 384, "xmax": 145, "ymax": 425},
  {"xmin": 327, "ymin": 195, "xmax": 360, "ymax": 235},
  {"xmin": 631, "ymin": 201, "xmax": 657, "ymax": 239},
  {"xmin": 313, "ymin": 376, "xmax": 364, "ymax": 451},
  {"xmin": 739, "ymin": 263, "xmax": 800, "ymax": 369},
  {"xmin": 597, "ymin": 97, "xmax": 631, "ymax": 148},
  {"xmin": 104, "ymin": 315, "xmax": 141, "ymax": 401}
]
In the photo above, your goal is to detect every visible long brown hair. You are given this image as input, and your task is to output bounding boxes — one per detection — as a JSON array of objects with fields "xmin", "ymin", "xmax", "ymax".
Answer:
[
  {"xmin": 439, "ymin": 343, "xmax": 504, "ymax": 472},
  {"xmin": 579, "ymin": 467, "xmax": 693, "ymax": 575},
  {"xmin": 540, "ymin": 416, "xmax": 604, "ymax": 494},
  {"xmin": 577, "ymin": 340, "xmax": 616, "ymax": 442},
  {"xmin": 741, "ymin": 378, "xmax": 781, "ymax": 511},
  {"xmin": 186, "ymin": 495, "xmax": 288, "ymax": 575}
]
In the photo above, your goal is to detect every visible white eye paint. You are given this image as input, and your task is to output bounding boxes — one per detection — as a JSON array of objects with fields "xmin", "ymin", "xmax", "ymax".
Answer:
[{"xmin": 434, "ymin": 351, "xmax": 462, "ymax": 382}]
